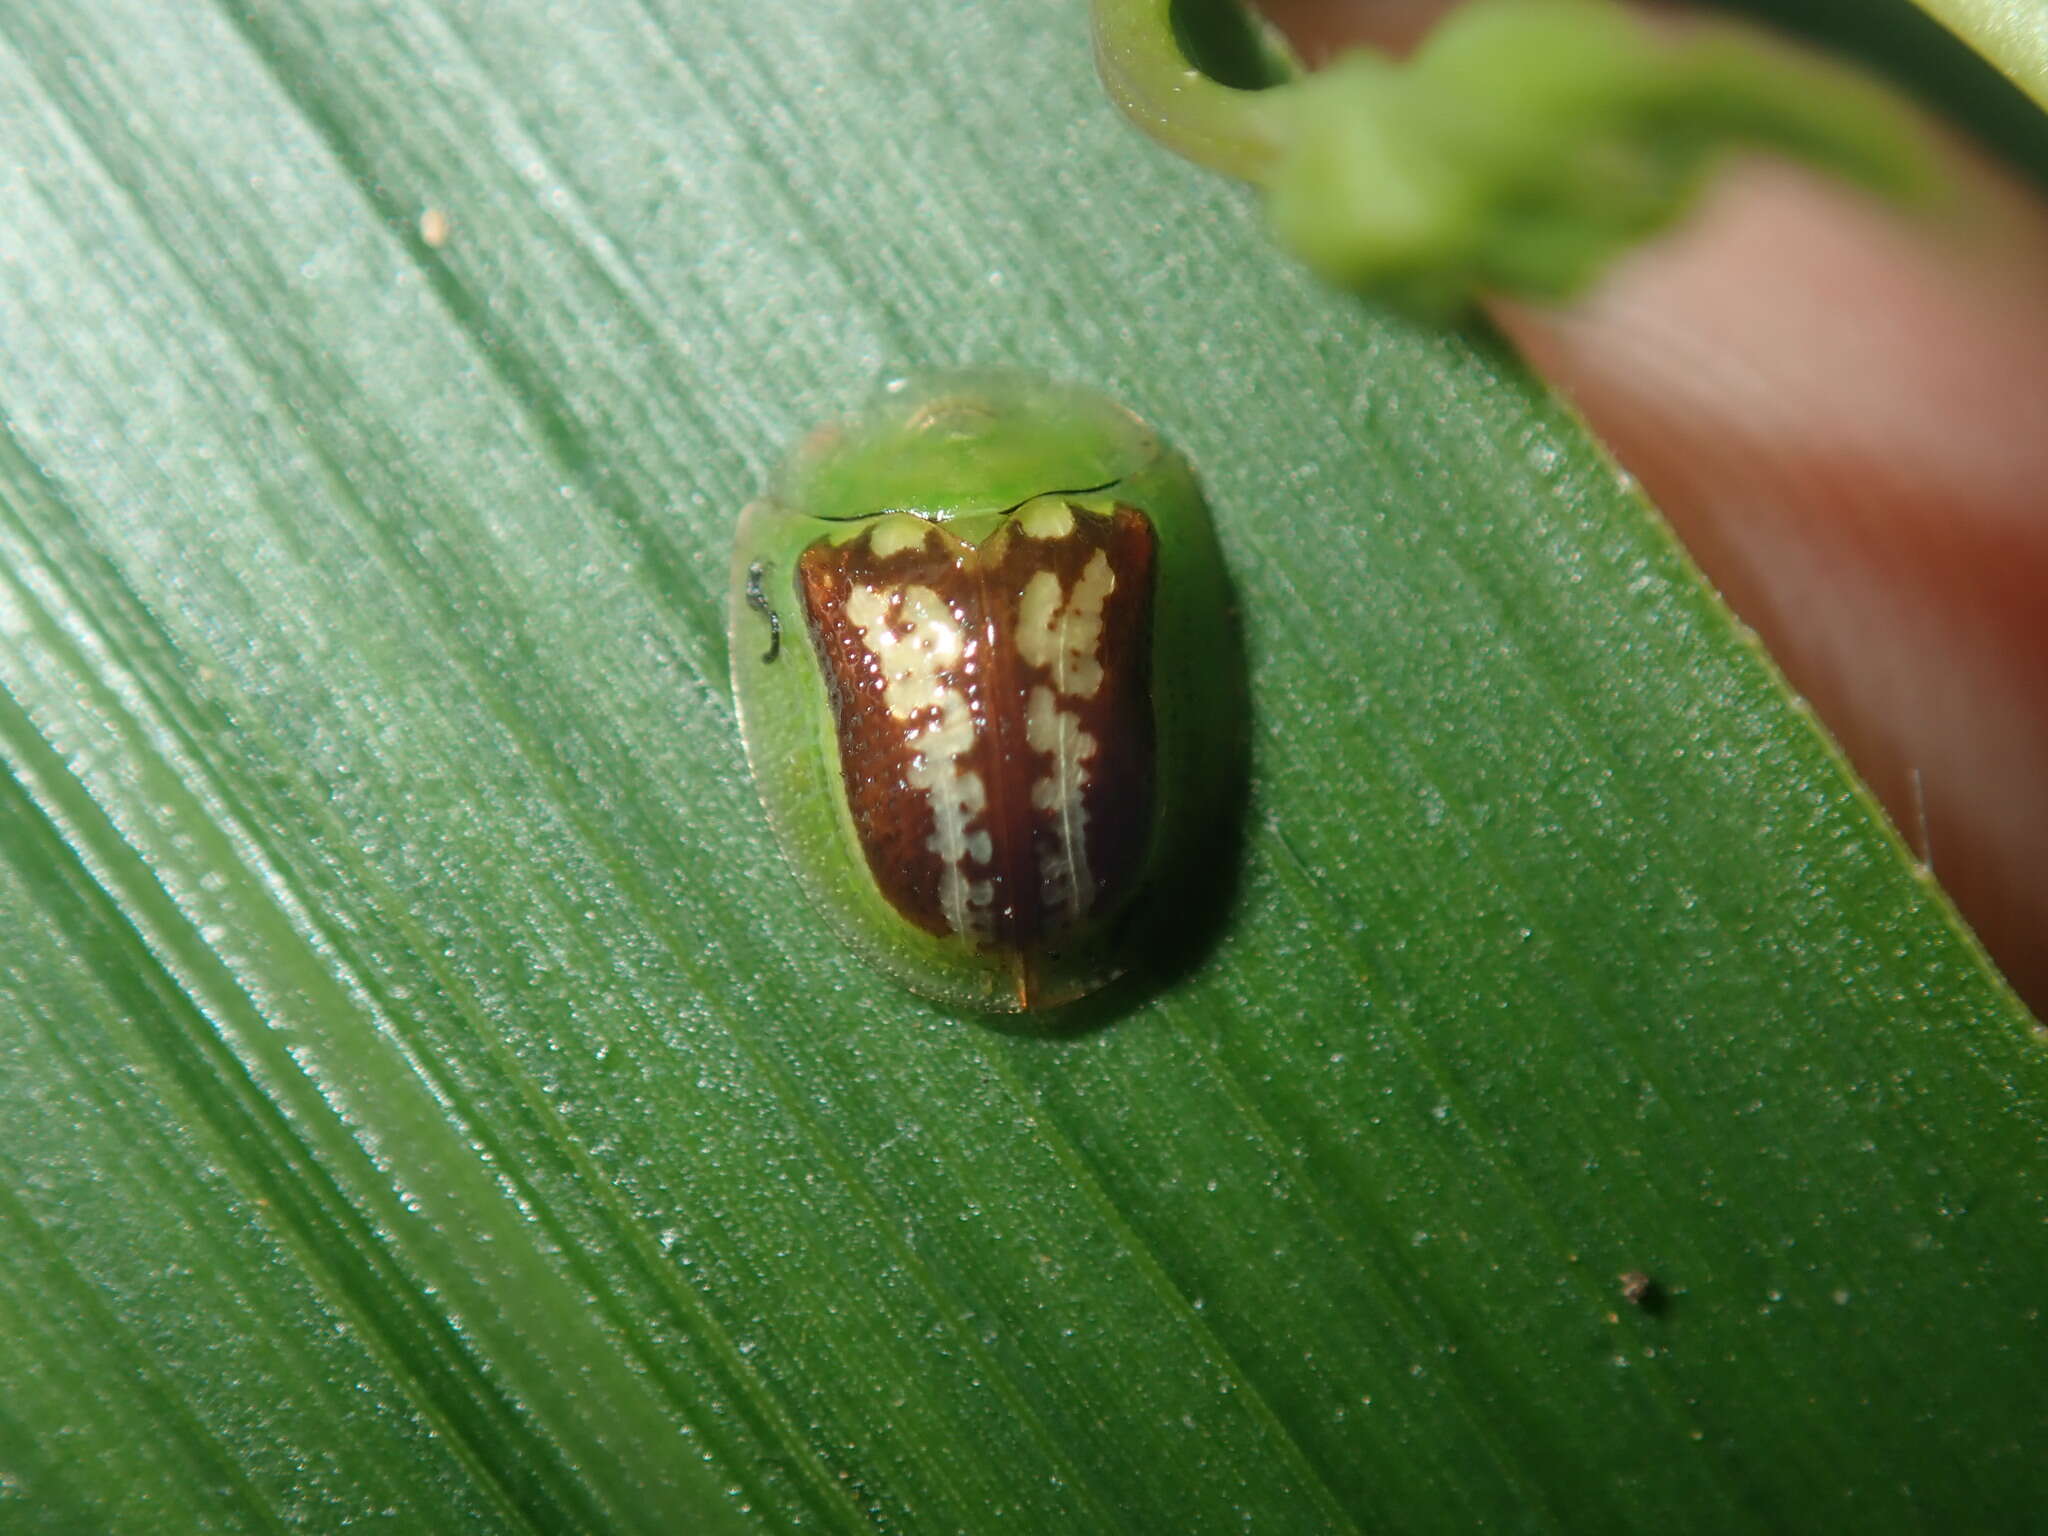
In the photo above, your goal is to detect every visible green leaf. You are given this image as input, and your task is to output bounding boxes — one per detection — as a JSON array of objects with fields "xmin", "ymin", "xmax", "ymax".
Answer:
[
  {"xmin": 0, "ymin": 1, "xmax": 2041, "ymax": 1531},
  {"xmin": 1911, "ymin": 0, "xmax": 2048, "ymax": 109}
]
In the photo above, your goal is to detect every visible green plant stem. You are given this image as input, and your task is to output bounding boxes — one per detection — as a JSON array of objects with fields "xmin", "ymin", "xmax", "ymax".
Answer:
[
  {"xmin": 1093, "ymin": 0, "xmax": 1942, "ymax": 309},
  {"xmin": 1090, "ymin": 0, "xmax": 1291, "ymax": 179}
]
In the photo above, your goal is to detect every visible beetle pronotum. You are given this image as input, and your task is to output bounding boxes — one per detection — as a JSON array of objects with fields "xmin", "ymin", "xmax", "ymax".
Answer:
[{"xmin": 730, "ymin": 371, "xmax": 1236, "ymax": 1012}]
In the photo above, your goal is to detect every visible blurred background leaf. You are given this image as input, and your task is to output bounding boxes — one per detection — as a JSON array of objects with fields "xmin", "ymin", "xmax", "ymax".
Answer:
[
  {"xmin": 1896, "ymin": 0, "xmax": 2048, "ymax": 109},
  {"xmin": 0, "ymin": 0, "xmax": 2042, "ymax": 1531}
]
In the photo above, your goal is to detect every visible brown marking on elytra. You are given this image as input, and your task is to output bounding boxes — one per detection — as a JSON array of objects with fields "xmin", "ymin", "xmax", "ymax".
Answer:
[{"xmin": 797, "ymin": 503, "xmax": 1156, "ymax": 971}]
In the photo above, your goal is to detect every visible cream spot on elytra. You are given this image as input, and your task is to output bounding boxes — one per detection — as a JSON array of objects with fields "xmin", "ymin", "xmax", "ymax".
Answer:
[
  {"xmin": 845, "ymin": 582, "xmax": 993, "ymax": 939},
  {"xmin": 846, "ymin": 583, "xmax": 958, "ymax": 718},
  {"xmin": 1025, "ymin": 683, "xmax": 1097, "ymax": 921},
  {"xmin": 1015, "ymin": 498, "xmax": 1076, "ymax": 540},
  {"xmin": 1017, "ymin": 572, "xmax": 1062, "ymax": 667},
  {"xmin": 866, "ymin": 514, "xmax": 934, "ymax": 559},
  {"xmin": 1016, "ymin": 549, "xmax": 1115, "ymax": 699}
]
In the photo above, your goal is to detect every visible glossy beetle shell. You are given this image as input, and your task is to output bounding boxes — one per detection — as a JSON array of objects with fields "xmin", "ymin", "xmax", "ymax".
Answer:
[{"xmin": 730, "ymin": 371, "xmax": 1235, "ymax": 1012}]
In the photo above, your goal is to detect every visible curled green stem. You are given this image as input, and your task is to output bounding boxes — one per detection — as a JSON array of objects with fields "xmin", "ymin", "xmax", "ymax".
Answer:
[
  {"xmin": 1090, "ymin": 0, "xmax": 1944, "ymax": 311},
  {"xmin": 1089, "ymin": 0, "xmax": 1296, "ymax": 181}
]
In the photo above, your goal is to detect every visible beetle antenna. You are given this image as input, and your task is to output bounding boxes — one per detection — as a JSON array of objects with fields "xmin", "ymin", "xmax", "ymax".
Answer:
[{"xmin": 745, "ymin": 561, "xmax": 782, "ymax": 663}]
